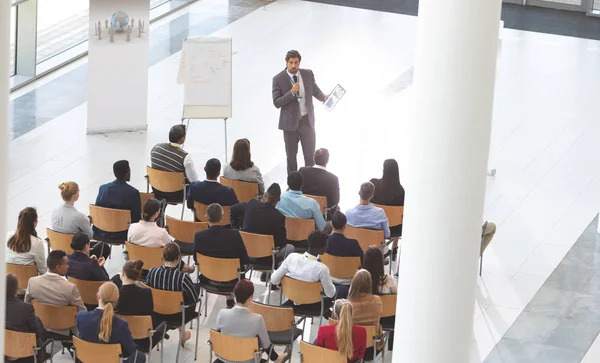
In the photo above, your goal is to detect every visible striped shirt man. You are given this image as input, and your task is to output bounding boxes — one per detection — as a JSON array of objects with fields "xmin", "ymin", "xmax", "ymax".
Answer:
[
  {"xmin": 145, "ymin": 266, "xmax": 199, "ymax": 305},
  {"xmin": 150, "ymin": 142, "xmax": 199, "ymax": 182}
]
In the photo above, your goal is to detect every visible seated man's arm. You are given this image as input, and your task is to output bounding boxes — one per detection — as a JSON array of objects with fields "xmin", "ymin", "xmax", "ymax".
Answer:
[
  {"xmin": 273, "ymin": 214, "xmax": 287, "ymax": 248},
  {"xmin": 312, "ymin": 201, "xmax": 326, "ymax": 230},
  {"xmin": 381, "ymin": 211, "xmax": 390, "ymax": 238},
  {"xmin": 319, "ymin": 266, "xmax": 337, "ymax": 298},
  {"xmin": 237, "ymin": 233, "xmax": 250, "ymax": 267},
  {"xmin": 270, "ymin": 256, "xmax": 289, "ymax": 285},
  {"xmin": 184, "ymin": 155, "xmax": 199, "ymax": 182},
  {"xmin": 186, "ymin": 184, "xmax": 195, "ymax": 210},
  {"xmin": 130, "ymin": 191, "xmax": 142, "ymax": 223},
  {"xmin": 70, "ymin": 285, "xmax": 87, "ymax": 311},
  {"xmin": 257, "ymin": 316, "xmax": 272, "ymax": 349},
  {"xmin": 229, "ymin": 202, "xmax": 246, "ymax": 229}
]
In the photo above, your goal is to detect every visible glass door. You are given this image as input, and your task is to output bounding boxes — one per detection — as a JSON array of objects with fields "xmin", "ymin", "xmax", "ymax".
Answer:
[{"xmin": 527, "ymin": 0, "xmax": 588, "ymax": 11}]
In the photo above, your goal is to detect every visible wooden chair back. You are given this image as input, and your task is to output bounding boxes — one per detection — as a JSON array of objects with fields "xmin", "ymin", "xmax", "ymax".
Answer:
[
  {"xmin": 140, "ymin": 192, "xmax": 155, "ymax": 212},
  {"xmin": 46, "ymin": 228, "xmax": 75, "ymax": 254},
  {"xmin": 89, "ymin": 205, "xmax": 131, "ymax": 233},
  {"xmin": 373, "ymin": 204, "xmax": 403, "ymax": 227},
  {"xmin": 165, "ymin": 216, "xmax": 208, "ymax": 244},
  {"xmin": 31, "ymin": 300, "xmax": 77, "ymax": 330},
  {"xmin": 319, "ymin": 254, "xmax": 361, "ymax": 280},
  {"xmin": 240, "ymin": 231, "xmax": 275, "ymax": 259},
  {"xmin": 196, "ymin": 254, "xmax": 240, "ymax": 282},
  {"xmin": 285, "ymin": 217, "xmax": 314, "ymax": 241},
  {"xmin": 116, "ymin": 315, "xmax": 153, "ymax": 340},
  {"xmin": 193, "ymin": 202, "xmax": 231, "ymax": 226},
  {"xmin": 219, "ymin": 176, "xmax": 259, "ymax": 203},
  {"xmin": 4, "ymin": 330, "xmax": 36, "ymax": 359},
  {"xmin": 146, "ymin": 166, "xmax": 185, "ymax": 193},
  {"xmin": 144, "ymin": 285, "xmax": 184, "ymax": 315},
  {"xmin": 209, "ymin": 330, "xmax": 259, "ymax": 362},
  {"xmin": 125, "ymin": 242, "xmax": 164, "ymax": 270},
  {"xmin": 380, "ymin": 294, "xmax": 397, "ymax": 318},
  {"xmin": 73, "ymin": 336, "xmax": 122, "ymax": 363},
  {"xmin": 305, "ymin": 194, "xmax": 327, "ymax": 216},
  {"xmin": 249, "ymin": 302, "xmax": 295, "ymax": 332},
  {"xmin": 300, "ymin": 341, "xmax": 345, "ymax": 363},
  {"xmin": 280, "ymin": 276, "xmax": 322, "ymax": 305},
  {"xmin": 67, "ymin": 277, "xmax": 105, "ymax": 305},
  {"xmin": 6, "ymin": 264, "xmax": 38, "ymax": 293},
  {"xmin": 344, "ymin": 225, "xmax": 385, "ymax": 251},
  {"xmin": 327, "ymin": 319, "xmax": 378, "ymax": 348}
]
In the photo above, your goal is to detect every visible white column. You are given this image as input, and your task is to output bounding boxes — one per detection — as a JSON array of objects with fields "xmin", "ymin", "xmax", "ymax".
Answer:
[
  {"xmin": 393, "ymin": 0, "xmax": 502, "ymax": 363},
  {"xmin": 0, "ymin": 0, "xmax": 10, "ymax": 359}
]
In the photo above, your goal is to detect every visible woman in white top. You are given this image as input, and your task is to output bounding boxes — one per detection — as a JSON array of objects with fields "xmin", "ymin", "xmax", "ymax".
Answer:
[
  {"xmin": 222, "ymin": 138, "xmax": 265, "ymax": 195},
  {"xmin": 6, "ymin": 207, "xmax": 47, "ymax": 274},
  {"xmin": 362, "ymin": 246, "xmax": 397, "ymax": 294},
  {"xmin": 127, "ymin": 198, "xmax": 171, "ymax": 248}
]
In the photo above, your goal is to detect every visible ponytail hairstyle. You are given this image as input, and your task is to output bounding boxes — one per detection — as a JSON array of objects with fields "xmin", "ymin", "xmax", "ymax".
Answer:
[
  {"xmin": 142, "ymin": 198, "xmax": 161, "ymax": 222},
  {"xmin": 7, "ymin": 207, "xmax": 38, "ymax": 253},
  {"xmin": 334, "ymin": 299, "xmax": 354, "ymax": 360},
  {"xmin": 97, "ymin": 282, "xmax": 119, "ymax": 342}
]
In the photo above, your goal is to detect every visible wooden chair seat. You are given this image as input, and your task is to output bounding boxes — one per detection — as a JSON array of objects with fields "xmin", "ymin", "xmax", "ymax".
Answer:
[
  {"xmin": 300, "ymin": 341, "xmax": 346, "ymax": 363},
  {"xmin": 305, "ymin": 194, "xmax": 328, "ymax": 216},
  {"xmin": 193, "ymin": 202, "xmax": 231, "ymax": 226},
  {"xmin": 4, "ymin": 330, "xmax": 37, "ymax": 359},
  {"xmin": 240, "ymin": 231, "xmax": 275, "ymax": 259},
  {"xmin": 125, "ymin": 242, "xmax": 164, "ymax": 270},
  {"xmin": 209, "ymin": 330, "xmax": 260, "ymax": 363},
  {"xmin": 89, "ymin": 205, "xmax": 131, "ymax": 233},
  {"xmin": 319, "ymin": 254, "xmax": 361, "ymax": 280},
  {"xmin": 373, "ymin": 204, "xmax": 403, "ymax": 228},
  {"xmin": 165, "ymin": 216, "xmax": 208, "ymax": 246},
  {"xmin": 46, "ymin": 228, "xmax": 76, "ymax": 255},
  {"xmin": 145, "ymin": 166, "xmax": 187, "ymax": 219},
  {"xmin": 220, "ymin": 176, "xmax": 260, "ymax": 203},
  {"xmin": 6, "ymin": 264, "xmax": 38, "ymax": 294},
  {"xmin": 344, "ymin": 225, "xmax": 385, "ymax": 251},
  {"xmin": 139, "ymin": 192, "xmax": 155, "ymax": 215},
  {"xmin": 285, "ymin": 217, "xmax": 314, "ymax": 242},
  {"xmin": 67, "ymin": 277, "xmax": 105, "ymax": 306},
  {"xmin": 31, "ymin": 300, "xmax": 78, "ymax": 331},
  {"xmin": 73, "ymin": 336, "xmax": 122, "ymax": 363}
]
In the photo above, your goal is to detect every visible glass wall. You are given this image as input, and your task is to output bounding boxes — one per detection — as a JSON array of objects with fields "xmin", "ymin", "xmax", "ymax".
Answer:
[
  {"xmin": 594, "ymin": 0, "xmax": 600, "ymax": 9},
  {"xmin": 9, "ymin": 6, "xmax": 16, "ymax": 76}
]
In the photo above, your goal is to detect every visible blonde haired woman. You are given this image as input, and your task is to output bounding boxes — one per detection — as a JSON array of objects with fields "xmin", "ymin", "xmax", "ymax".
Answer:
[
  {"xmin": 347, "ymin": 269, "xmax": 383, "ymax": 360},
  {"xmin": 76, "ymin": 282, "xmax": 145, "ymax": 362},
  {"xmin": 314, "ymin": 299, "xmax": 367, "ymax": 362}
]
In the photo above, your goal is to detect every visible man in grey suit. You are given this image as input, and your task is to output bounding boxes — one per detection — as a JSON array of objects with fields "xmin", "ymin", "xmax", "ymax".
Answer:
[{"xmin": 272, "ymin": 50, "xmax": 328, "ymax": 174}]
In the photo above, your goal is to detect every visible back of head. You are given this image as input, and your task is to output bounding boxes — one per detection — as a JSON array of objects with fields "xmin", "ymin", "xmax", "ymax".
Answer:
[
  {"xmin": 331, "ymin": 211, "xmax": 347, "ymax": 230},
  {"xmin": 334, "ymin": 299, "xmax": 355, "ymax": 360},
  {"xmin": 8, "ymin": 207, "xmax": 38, "ymax": 253},
  {"xmin": 348, "ymin": 269, "xmax": 373, "ymax": 300},
  {"xmin": 265, "ymin": 183, "xmax": 281, "ymax": 203},
  {"xmin": 70, "ymin": 232, "xmax": 90, "ymax": 251},
  {"xmin": 98, "ymin": 282, "xmax": 119, "ymax": 342},
  {"xmin": 233, "ymin": 279, "xmax": 254, "ymax": 304},
  {"xmin": 113, "ymin": 160, "xmax": 130, "ymax": 180},
  {"xmin": 381, "ymin": 158, "xmax": 401, "ymax": 189},
  {"xmin": 169, "ymin": 124, "xmax": 187, "ymax": 143},
  {"xmin": 206, "ymin": 203, "xmax": 223, "ymax": 223},
  {"xmin": 142, "ymin": 198, "xmax": 161, "ymax": 222},
  {"xmin": 47, "ymin": 250, "xmax": 67, "ymax": 272},
  {"xmin": 162, "ymin": 242, "xmax": 181, "ymax": 263},
  {"xmin": 314, "ymin": 148, "xmax": 329, "ymax": 167},
  {"xmin": 230, "ymin": 139, "xmax": 253, "ymax": 171},
  {"xmin": 122, "ymin": 260, "xmax": 144, "ymax": 281},
  {"xmin": 58, "ymin": 181, "xmax": 79, "ymax": 202},
  {"xmin": 359, "ymin": 182, "xmax": 375, "ymax": 201},
  {"xmin": 307, "ymin": 230, "xmax": 328, "ymax": 253},
  {"xmin": 287, "ymin": 171, "xmax": 303, "ymax": 191},
  {"xmin": 6, "ymin": 273, "xmax": 19, "ymax": 297},
  {"xmin": 362, "ymin": 247, "xmax": 385, "ymax": 294},
  {"xmin": 204, "ymin": 158, "xmax": 221, "ymax": 179}
]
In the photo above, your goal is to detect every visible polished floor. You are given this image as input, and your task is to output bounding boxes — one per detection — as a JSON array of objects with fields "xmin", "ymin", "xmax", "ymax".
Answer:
[{"xmin": 7, "ymin": 0, "xmax": 600, "ymax": 362}]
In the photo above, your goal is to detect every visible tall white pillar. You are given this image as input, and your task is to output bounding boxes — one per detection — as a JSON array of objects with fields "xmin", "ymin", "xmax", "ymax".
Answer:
[
  {"xmin": 0, "ymin": 0, "xmax": 11, "ymax": 359},
  {"xmin": 393, "ymin": 0, "xmax": 502, "ymax": 362}
]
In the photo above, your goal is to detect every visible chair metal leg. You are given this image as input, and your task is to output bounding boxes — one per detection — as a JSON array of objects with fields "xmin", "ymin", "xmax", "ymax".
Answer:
[
  {"xmin": 302, "ymin": 318, "xmax": 307, "ymax": 341},
  {"xmin": 175, "ymin": 326, "xmax": 183, "ymax": 363},
  {"xmin": 479, "ymin": 253, "xmax": 483, "ymax": 276},
  {"xmin": 204, "ymin": 291, "xmax": 209, "ymax": 316},
  {"xmin": 194, "ymin": 315, "xmax": 201, "ymax": 361}
]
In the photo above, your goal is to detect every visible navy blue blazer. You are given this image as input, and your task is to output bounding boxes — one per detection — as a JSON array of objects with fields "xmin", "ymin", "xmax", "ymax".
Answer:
[
  {"xmin": 94, "ymin": 179, "xmax": 141, "ymax": 241},
  {"xmin": 66, "ymin": 251, "xmax": 109, "ymax": 282},
  {"xmin": 326, "ymin": 233, "xmax": 364, "ymax": 261},
  {"xmin": 77, "ymin": 309, "xmax": 145, "ymax": 362},
  {"xmin": 186, "ymin": 180, "xmax": 239, "ymax": 210}
]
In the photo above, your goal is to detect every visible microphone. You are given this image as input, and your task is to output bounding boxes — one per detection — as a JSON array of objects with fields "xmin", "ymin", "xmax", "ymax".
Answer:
[{"xmin": 292, "ymin": 75, "xmax": 298, "ymax": 97}]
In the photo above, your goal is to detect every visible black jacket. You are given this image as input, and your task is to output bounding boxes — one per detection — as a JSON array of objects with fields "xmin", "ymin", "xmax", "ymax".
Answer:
[
  {"xmin": 193, "ymin": 226, "xmax": 249, "ymax": 270},
  {"xmin": 5, "ymin": 296, "xmax": 47, "ymax": 345},
  {"xmin": 299, "ymin": 166, "xmax": 340, "ymax": 208},
  {"xmin": 66, "ymin": 251, "xmax": 110, "ymax": 281},
  {"xmin": 232, "ymin": 199, "xmax": 287, "ymax": 249},
  {"xmin": 186, "ymin": 180, "xmax": 239, "ymax": 210},
  {"xmin": 117, "ymin": 284, "xmax": 154, "ymax": 317},
  {"xmin": 326, "ymin": 233, "xmax": 364, "ymax": 262}
]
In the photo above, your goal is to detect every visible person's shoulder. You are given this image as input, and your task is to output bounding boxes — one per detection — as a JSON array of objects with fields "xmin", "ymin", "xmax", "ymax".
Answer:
[
  {"xmin": 372, "ymin": 294, "xmax": 382, "ymax": 304},
  {"xmin": 273, "ymin": 69, "xmax": 287, "ymax": 80},
  {"xmin": 125, "ymin": 183, "xmax": 140, "ymax": 193},
  {"xmin": 353, "ymin": 325, "xmax": 367, "ymax": 336}
]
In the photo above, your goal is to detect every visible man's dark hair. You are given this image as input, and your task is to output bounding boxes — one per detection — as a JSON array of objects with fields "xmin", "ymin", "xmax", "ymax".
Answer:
[
  {"xmin": 287, "ymin": 172, "xmax": 303, "ymax": 191},
  {"xmin": 285, "ymin": 50, "xmax": 302, "ymax": 62},
  {"xmin": 233, "ymin": 279, "xmax": 254, "ymax": 304},
  {"xmin": 70, "ymin": 232, "xmax": 91, "ymax": 251},
  {"xmin": 331, "ymin": 211, "xmax": 347, "ymax": 230},
  {"xmin": 359, "ymin": 182, "xmax": 375, "ymax": 201},
  {"xmin": 307, "ymin": 230, "xmax": 328, "ymax": 250},
  {"xmin": 113, "ymin": 160, "xmax": 130, "ymax": 180},
  {"xmin": 169, "ymin": 124, "xmax": 187, "ymax": 143},
  {"xmin": 6, "ymin": 273, "xmax": 19, "ymax": 297},
  {"xmin": 266, "ymin": 183, "xmax": 281, "ymax": 202},
  {"xmin": 162, "ymin": 242, "xmax": 181, "ymax": 263},
  {"xmin": 205, "ymin": 158, "xmax": 221, "ymax": 179},
  {"xmin": 47, "ymin": 250, "xmax": 67, "ymax": 271},
  {"xmin": 314, "ymin": 148, "xmax": 329, "ymax": 167}
]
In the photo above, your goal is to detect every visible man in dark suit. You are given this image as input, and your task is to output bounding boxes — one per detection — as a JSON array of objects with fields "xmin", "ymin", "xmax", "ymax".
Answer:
[
  {"xmin": 272, "ymin": 50, "xmax": 328, "ymax": 174},
  {"xmin": 66, "ymin": 232, "xmax": 110, "ymax": 282},
  {"xmin": 194, "ymin": 203, "xmax": 248, "ymax": 307},
  {"xmin": 94, "ymin": 160, "xmax": 141, "ymax": 241},
  {"xmin": 5, "ymin": 273, "xmax": 48, "ymax": 363},
  {"xmin": 299, "ymin": 148, "xmax": 340, "ymax": 218},
  {"xmin": 187, "ymin": 158, "xmax": 239, "ymax": 221},
  {"xmin": 327, "ymin": 211, "xmax": 364, "ymax": 261}
]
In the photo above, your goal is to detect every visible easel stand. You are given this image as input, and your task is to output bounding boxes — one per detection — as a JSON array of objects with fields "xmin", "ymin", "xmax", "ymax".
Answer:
[{"xmin": 181, "ymin": 117, "xmax": 229, "ymax": 162}]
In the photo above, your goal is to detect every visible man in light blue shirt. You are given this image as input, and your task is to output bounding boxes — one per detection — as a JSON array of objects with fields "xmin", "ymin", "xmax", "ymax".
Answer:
[
  {"xmin": 346, "ymin": 181, "xmax": 390, "ymax": 238},
  {"xmin": 276, "ymin": 172, "xmax": 326, "ymax": 230}
]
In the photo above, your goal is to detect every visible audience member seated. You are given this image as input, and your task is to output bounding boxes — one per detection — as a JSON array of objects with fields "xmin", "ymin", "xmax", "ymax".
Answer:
[
  {"xmin": 214, "ymin": 280, "xmax": 288, "ymax": 363},
  {"xmin": 194, "ymin": 203, "xmax": 249, "ymax": 307},
  {"xmin": 347, "ymin": 269, "xmax": 383, "ymax": 359},
  {"xmin": 25, "ymin": 250, "xmax": 86, "ymax": 337},
  {"xmin": 345, "ymin": 182, "xmax": 390, "ymax": 250},
  {"xmin": 299, "ymin": 148, "xmax": 340, "ymax": 219},
  {"xmin": 326, "ymin": 211, "xmax": 363, "ymax": 297},
  {"xmin": 187, "ymin": 158, "xmax": 239, "ymax": 222},
  {"xmin": 5, "ymin": 273, "xmax": 48, "ymax": 363},
  {"xmin": 66, "ymin": 232, "xmax": 109, "ymax": 282},
  {"xmin": 223, "ymin": 138, "xmax": 265, "ymax": 195},
  {"xmin": 94, "ymin": 160, "xmax": 142, "ymax": 242},
  {"xmin": 271, "ymin": 231, "xmax": 335, "ymax": 316},
  {"xmin": 128, "ymin": 198, "xmax": 171, "ymax": 248},
  {"xmin": 51, "ymin": 181, "xmax": 109, "ymax": 259},
  {"xmin": 77, "ymin": 282, "xmax": 146, "ymax": 362},
  {"xmin": 276, "ymin": 171, "xmax": 326, "ymax": 231},
  {"xmin": 145, "ymin": 243, "xmax": 199, "ymax": 346},
  {"xmin": 150, "ymin": 124, "xmax": 199, "ymax": 203},
  {"xmin": 314, "ymin": 299, "xmax": 366, "ymax": 363},
  {"xmin": 6, "ymin": 207, "xmax": 47, "ymax": 275},
  {"xmin": 362, "ymin": 247, "xmax": 397, "ymax": 294}
]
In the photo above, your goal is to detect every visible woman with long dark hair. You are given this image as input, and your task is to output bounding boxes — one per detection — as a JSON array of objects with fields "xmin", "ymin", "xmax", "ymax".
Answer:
[
  {"xmin": 6, "ymin": 207, "xmax": 47, "ymax": 274},
  {"xmin": 362, "ymin": 247, "xmax": 397, "ymax": 294},
  {"xmin": 223, "ymin": 138, "xmax": 265, "ymax": 194}
]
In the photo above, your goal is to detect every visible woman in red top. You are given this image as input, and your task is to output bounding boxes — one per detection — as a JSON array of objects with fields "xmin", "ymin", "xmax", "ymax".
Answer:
[{"xmin": 314, "ymin": 299, "xmax": 367, "ymax": 363}]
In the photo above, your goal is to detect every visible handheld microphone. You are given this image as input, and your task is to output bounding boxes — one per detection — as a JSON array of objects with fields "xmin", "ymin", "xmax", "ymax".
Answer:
[{"xmin": 292, "ymin": 75, "xmax": 298, "ymax": 97}]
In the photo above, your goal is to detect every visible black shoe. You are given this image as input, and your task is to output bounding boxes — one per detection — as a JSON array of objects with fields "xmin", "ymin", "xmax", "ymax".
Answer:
[
  {"xmin": 260, "ymin": 272, "xmax": 268, "ymax": 282},
  {"xmin": 269, "ymin": 284, "xmax": 279, "ymax": 291},
  {"xmin": 392, "ymin": 247, "xmax": 398, "ymax": 261}
]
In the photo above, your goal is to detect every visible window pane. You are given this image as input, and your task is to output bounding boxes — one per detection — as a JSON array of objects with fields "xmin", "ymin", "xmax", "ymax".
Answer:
[
  {"xmin": 10, "ymin": 5, "xmax": 16, "ymax": 76},
  {"xmin": 36, "ymin": 0, "xmax": 89, "ymax": 64},
  {"xmin": 151, "ymin": 0, "xmax": 171, "ymax": 9}
]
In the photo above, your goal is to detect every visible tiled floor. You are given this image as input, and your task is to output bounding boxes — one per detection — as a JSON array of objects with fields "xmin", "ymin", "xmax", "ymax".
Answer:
[{"xmin": 7, "ymin": 0, "xmax": 600, "ymax": 362}]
